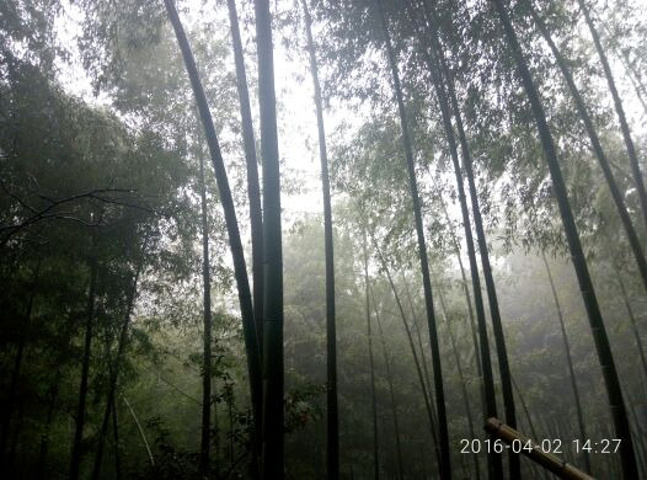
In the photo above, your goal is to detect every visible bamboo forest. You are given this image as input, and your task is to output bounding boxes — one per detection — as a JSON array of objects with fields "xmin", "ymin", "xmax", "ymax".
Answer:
[{"xmin": 3, "ymin": 0, "xmax": 647, "ymax": 478}]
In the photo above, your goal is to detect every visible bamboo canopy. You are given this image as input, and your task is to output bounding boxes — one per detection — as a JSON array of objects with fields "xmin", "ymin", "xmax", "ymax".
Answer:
[{"xmin": 484, "ymin": 417, "xmax": 595, "ymax": 480}]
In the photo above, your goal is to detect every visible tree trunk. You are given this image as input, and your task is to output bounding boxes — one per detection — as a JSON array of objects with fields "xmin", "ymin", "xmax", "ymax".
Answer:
[
  {"xmin": 213, "ymin": 375, "xmax": 221, "ymax": 480},
  {"xmin": 407, "ymin": 2, "xmax": 503, "ymax": 477},
  {"xmin": 301, "ymin": 3, "xmax": 339, "ymax": 477},
  {"xmin": 510, "ymin": 376, "xmax": 551, "ymax": 480},
  {"xmin": 37, "ymin": 382, "xmax": 59, "ymax": 476},
  {"xmin": 0, "ymin": 263, "xmax": 38, "ymax": 462},
  {"xmin": 92, "ymin": 255, "xmax": 144, "ymax": 480},
  {"xmin": 374, "ymin": 1, "xmax": 451, "ymax": 476},
  {"xmin": 372, "ymin": 288, "xmax": 405, "ymax": 480},
  {"xmin": 492, "ymin": 1, "xmax": 639, "ymax": 476},
  {"xmin": 402, "ymin": 276, "xmax": 434, "ymax": 396},
  {"xmin": 199, "ymin": 154, "xmax": 213, "ymax": 477},
  {"xmin": 414, "ymin": 0, "xmax": 522, "ymax": 475},
  {"xmin": 439, "ymin": 194, "xmax": 486, "ymax": 409},
  {"xmin": 424, "ymin": 5, "xmax": 520, "ymax": 474},
  {"xmin": 371, "ymin": 235, "xmax": 440, "ymax": 467},
  {"xmin": 70, "ymin": 253, "xmax": 98, "ymax": 480},
  {"xmin": 542, "ymin": 252, "xmax": 591, "ymax": 473},
  {"xmin": 362, "ymin": 233, "xmax": 380, "ymax": 480},
  {"xmin": 527, "ymin": 1, "xmax": 647, "ymax": 293},
  {"xmin": 436, "ymin": 287, "xmax": 481, "ymax": 480},
  {"xmin": 38, "ymin": 310, "xmax": 76, "ymax": 476},
  {"xmin": 616, "ymin": 274, "xmax": 647, "ymax": 384},
  {"xmin": 627, "ymin": 399, "xmax": 647, "ymax": 478},
  {"xmin": 576, "ymin": 0, "xmax": 647, "ymax": 234},
  {"xmin": 112, "ymin": 398, "xmax": 122, "ymax": 480},
  {"xmin": 228, "ymin": 384, "xmax": 235, "ymax": 471},
  {"xmin": 253, "ymin": 1, "xmax": 284, "ymax": 478},
  {"xmin": 164, "ymin": 0, "xmax": 262, "ymax": 465},
  {"xmin": 434, "ymin": 186, "xmax": 487, "ymax": 419},
  {"xmin": 122, "ymin": 395, "xmax": 154, "ymax": 466},
  {"xmin": 226, "ymin": 0, "xmax": 264, "ymax": 335}
]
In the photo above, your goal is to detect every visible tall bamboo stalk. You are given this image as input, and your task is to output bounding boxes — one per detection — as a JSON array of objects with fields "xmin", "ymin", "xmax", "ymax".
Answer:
[
  {"xmin": 371, "ymin": 236, "xmax": 440, "ymax": 468},
  {"xmin": 112, "ymin": 398, "xmax": 121, "ymax": 480},
  {"xmin": 371, "ymin": 288, "xmax": 405, "ymax": 480},
  {"xmin": 70, "ymin": 250, "xmax": 98, "ymax": 480},
  {"xmin": 542, "ymin": 252, "xmax": 591, "ymax": 473},
  {"xmin": 301, "ymin": 3, "xmax": 339, "ymax": 477},
  {"xmin": 198, "ymin": 154, "xmax": 213, "ymax": 477},
  {"xmin": 253, "ymin": 1, "xmax": 284, "ymax": 477},
  {"xmin": 362, "ymin": 233, "xmax": 380, "ymax": 480},
  {"xmin": 492, "ymin": 1, "xmax": 638, "ymax": 475},
  {"xmin": 36, "ymin": 382, "xmax": 58, "ymax": 476},
  {"xmin": 435, "ymin": 187, "xmax": 486, "ymax": 417},
  {"xmin": 226, "ymin": 0, "xmax": 264, "ymax": 335},
  {"xmin": 402, "ymin": 275, "xmax": 433, "ymax": 396},
  {"xmin": 412, "ymin": 1, "xmax": 521, "ymax": 475},
  {"xmin": 164, "ymin": 1, "xmax": 262, "ymax": 460},
  {"xmin": 576, "ymin": 0, "xmax": 647, "ymax": 234},
  {"xmin": 436, "ymin": 287, "xmax": 481, "ymax": 480},
  {"xmin": 122, "ymin": 395, "xmax": 154, "ymax": 466},
  {"xmin": 510, "ymin": 376, "xmax": 551, "ymax": 480},
  {"xmin": 92, "ymin": 256, "xmax": 144, "ymax": 480},
  {"xmin": 616, "ymin": 274, "xmax": 647, "ymax": 383},
  {"xmin": 405, "ymin": 2, "xmax": 503, "ymax": 477},
  {"xmin": 374, "ymin": 1, "xmax": 450, "ymax": 475},
  {"xmin": 0, "ymin": 261, "xmax": 39, "ymax": 461},
  {"xmin": 527, "ymin": 1, "xmax": 647, "ymax": 293}
]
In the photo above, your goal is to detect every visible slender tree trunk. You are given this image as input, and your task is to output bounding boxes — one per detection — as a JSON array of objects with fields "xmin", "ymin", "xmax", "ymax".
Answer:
[
  {"xmin": 407, "ymin": 2, "xmax": 503, "ymax": 477},
  {"xmin": 576, "ymin": 0, "xmax": 647, "ymax": 234},
  {"xmin": 492, "ymin": 1, "xmax": 639, "ymax": 476},
  {"xmin": 164, "ymin": 0, "xmax": 262, "ymax": 463},
  {"xmin": 0, "ymin": 265, "xmax": 38, "ymax": 461},
  {"xmin": 414, "ymin": 0, "xmax": 522, "ymax": 475},
  {"xmin": 371, "ymin": 236, "xmax": 440, "ymax": 467},
  {"xmin": 542, "ymin": 252, "xmax": 592, "ymax": 473},
  {"xmin": 371, "ymin": 289, "xmax": 405, "ymax": 480},
  {"xmin": 198, "ymin": 154, "xmax": 214, "ymax": 477},
  {"xmin": 616, "ymin": 274, "xmax": 647, "ymax": 383},
  {"xmin": 301, "ymin": 3, "xmax": 339, "ymax": 477},
  {"xmin": 92, "ymin": 257, "xmax": 144, "ymax": 480},
  {"xmin": 510, "ymin": 376, "xmax": 551, "ymax": 480},
  {"xmin": 436, "ymin": 287, "xmax": 481, "ymax": 480},
  {"xmin": 627, "ymin": 399, "xmax": 647, "ymax": 478},
  {"xmin": 374, "ymin": 2, "xmax": 450, "ymax": 476},
  {"xmin": 122, "ymin": 395, "xmax": 154, "ymax": 466},
  {"xmin": 112, "ymin": 398, "xmax": 121, "ymax": 480},
  {"xmin": 253, "ymin": 1, "xmax": 284, "ymax": 477},
  {"xmin": 70, "ymin": 253, "xmax": 98, "ymax": 480},
  {"xmin": 37, "ymin": 382, "xmax": 59, "ymax": 476},
  {"xmin": 38, "ymin": 310, "xmax": 76, "ymax": 476},
  {"xmin": 228, "ymin": 385, "xmax": 235, "ymax": 471},
  {"xmin": 527, "ymin": 1, "xmax": 647, "ymax": 293},
  {"xmin": 362, "ymin": 233, "xmax": 380, "ymax": 480},
  {"xmin": 226, "ymin": 0, "xmax": 264, "ymax": 335},
  {"xmin": 436, "ymin": 189, "xmax": 486, "ymax": 417},
  {"xmin": 402, "ymin": 276, "xmax": 433, "ymax": 396},
  {"xmin": 427, "ymin": 11, "xmax": 520, "ymax": 477},
  {"xmin": 213, "ymin": 376, "xmax": 221, "ymax": 480}
]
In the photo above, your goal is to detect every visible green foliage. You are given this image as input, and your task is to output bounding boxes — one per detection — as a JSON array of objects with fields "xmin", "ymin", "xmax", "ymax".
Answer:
[{"xmin": 2, "ymin": 0, "xmax": 647, "ymax": 478}]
